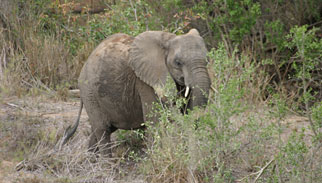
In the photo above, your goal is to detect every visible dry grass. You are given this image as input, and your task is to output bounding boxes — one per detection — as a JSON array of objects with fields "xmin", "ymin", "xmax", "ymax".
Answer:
[
  {"xmin": 0, "ymin": 96, "xmax": 146, "ymax": 183},
  {"xmin": 15, "ymin": 135, "xmax": 120, "ymax": 183}
]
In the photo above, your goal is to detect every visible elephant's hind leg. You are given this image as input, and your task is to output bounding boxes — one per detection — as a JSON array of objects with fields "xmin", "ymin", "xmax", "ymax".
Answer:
[
  {"xmin": 88, "ymin": 124, "xmax": 117, "ymax": 156},
  {"xmin": 82, "ymin": 97, "xmax": 117, "ymax": 156}
]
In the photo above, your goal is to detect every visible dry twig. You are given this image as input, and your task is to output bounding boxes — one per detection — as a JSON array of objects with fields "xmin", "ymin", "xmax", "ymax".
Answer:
[{"xmin": 236, "ymin": 158, "xmax": 275, "ymax": 183}]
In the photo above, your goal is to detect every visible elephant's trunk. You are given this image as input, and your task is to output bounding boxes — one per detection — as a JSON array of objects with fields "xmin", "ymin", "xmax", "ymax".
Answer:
[{"xmin": 188, "ymin": 63, "xmax": 211, "ymax": 109}]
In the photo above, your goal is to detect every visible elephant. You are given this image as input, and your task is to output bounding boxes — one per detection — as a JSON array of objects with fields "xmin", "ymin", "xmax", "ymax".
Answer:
[{"xmin": 62, "ymin": 29, "xmax": 211, "ymax": 155}]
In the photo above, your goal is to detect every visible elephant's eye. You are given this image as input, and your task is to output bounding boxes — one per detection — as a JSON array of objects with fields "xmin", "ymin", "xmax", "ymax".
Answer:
[{"xmin": 174, "ymin": 59, "xmax": 183, "ymax": 67}]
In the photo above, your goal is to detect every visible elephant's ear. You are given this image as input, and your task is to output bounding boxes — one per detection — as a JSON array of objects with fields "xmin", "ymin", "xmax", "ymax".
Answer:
[{"xmin": 129, "ymin": 31, "xmax": 176, "ymax": 92}]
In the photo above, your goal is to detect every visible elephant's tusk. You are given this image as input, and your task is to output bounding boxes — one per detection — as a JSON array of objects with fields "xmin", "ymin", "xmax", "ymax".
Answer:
[{"xmin": 185, "ymin": 87, "xmax": 190, "ymax": 97}]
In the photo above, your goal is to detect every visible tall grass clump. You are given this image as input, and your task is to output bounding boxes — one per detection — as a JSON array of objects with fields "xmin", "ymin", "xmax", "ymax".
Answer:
[{"xmin": 0, "ymin": 0, "xmax": 94, "ymax": 97}]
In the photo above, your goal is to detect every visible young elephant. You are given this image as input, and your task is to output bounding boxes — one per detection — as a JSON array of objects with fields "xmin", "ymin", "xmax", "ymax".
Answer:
[{"xmin": 62, "ymin": 29, "xmax": 211, "ymax": 155}]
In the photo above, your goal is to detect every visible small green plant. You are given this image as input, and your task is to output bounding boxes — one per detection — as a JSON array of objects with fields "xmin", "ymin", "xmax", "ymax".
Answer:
[
  {"xmin": 285, "ymin": 25, "xmax": 322, "ymax": 137},
  {"xmin": 312, "ymin": 102, "xmax": 322, "ymax": 130},
  {"xmin": 264, "ymin": 19, "xmax": 286, "ymax": 51}
]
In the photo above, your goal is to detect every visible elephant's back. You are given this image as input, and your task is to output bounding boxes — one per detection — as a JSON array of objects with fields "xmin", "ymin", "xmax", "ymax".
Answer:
[
  {"xmin": 83, "ymin": 33, "xmax": 134, "ymax": 69},
  {"xmin": 93, "ymin": 33, "xmax": 134, "ymax": 60},
  {"xmin": 79, "ymin": 33, "xmax": 134, "ymax": 85}
]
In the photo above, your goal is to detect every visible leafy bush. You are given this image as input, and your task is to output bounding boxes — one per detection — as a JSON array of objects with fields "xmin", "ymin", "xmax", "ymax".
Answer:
[{"xmin": 285, "ymin": 25, "xmax": 322, "ymax": 105}]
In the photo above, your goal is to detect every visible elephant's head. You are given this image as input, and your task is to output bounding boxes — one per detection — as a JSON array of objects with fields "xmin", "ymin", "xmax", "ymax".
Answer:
[{"xmin": 129, "ymin": 29, "xmax": 210, "ymax": 110}]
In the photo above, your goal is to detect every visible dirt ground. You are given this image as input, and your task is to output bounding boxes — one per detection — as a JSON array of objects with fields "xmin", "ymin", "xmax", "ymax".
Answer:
[
  {"xmin": 0, "ymin": 95, "xmax": 316, "ymax": 183},
  {"xmin": 0, "ymin": 96, "xmax": 83, "ymax": 182}
]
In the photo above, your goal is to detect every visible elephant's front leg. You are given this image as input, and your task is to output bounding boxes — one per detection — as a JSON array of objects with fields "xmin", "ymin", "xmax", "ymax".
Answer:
[{"xmin": 137, "ymin": 80, "xmax": 159, "ymax": 124}]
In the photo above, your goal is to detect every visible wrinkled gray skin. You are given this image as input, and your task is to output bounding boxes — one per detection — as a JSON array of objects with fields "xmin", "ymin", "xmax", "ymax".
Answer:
[{"xmin": 63, "ymin": 29, "xmax": 211, "ymax": 155}]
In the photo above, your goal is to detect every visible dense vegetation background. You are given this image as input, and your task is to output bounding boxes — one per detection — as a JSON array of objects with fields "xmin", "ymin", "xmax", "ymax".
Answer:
[
  {"xmin": 1, "ymin": 0, "xmax": 321, "ymax": 103},
  {"xmin": 0, "ymin": 0, "xmax": 321, "ymax": 182}
]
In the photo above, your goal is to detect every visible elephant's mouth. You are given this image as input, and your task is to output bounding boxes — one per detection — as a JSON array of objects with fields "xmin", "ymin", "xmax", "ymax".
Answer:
[
  {"xmin": 175, "ymin": 82, "xmax": 191, "ymax": 114},
  {"xmin": 175, "ymin": 82, "xmax": 191, "ymax": 99}
]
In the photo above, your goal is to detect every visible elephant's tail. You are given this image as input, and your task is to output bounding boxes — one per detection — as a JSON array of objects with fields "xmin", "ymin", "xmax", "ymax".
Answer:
[{"xmin": 61, "ymin": 100, "xmax": 83, "ymax": 147}]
